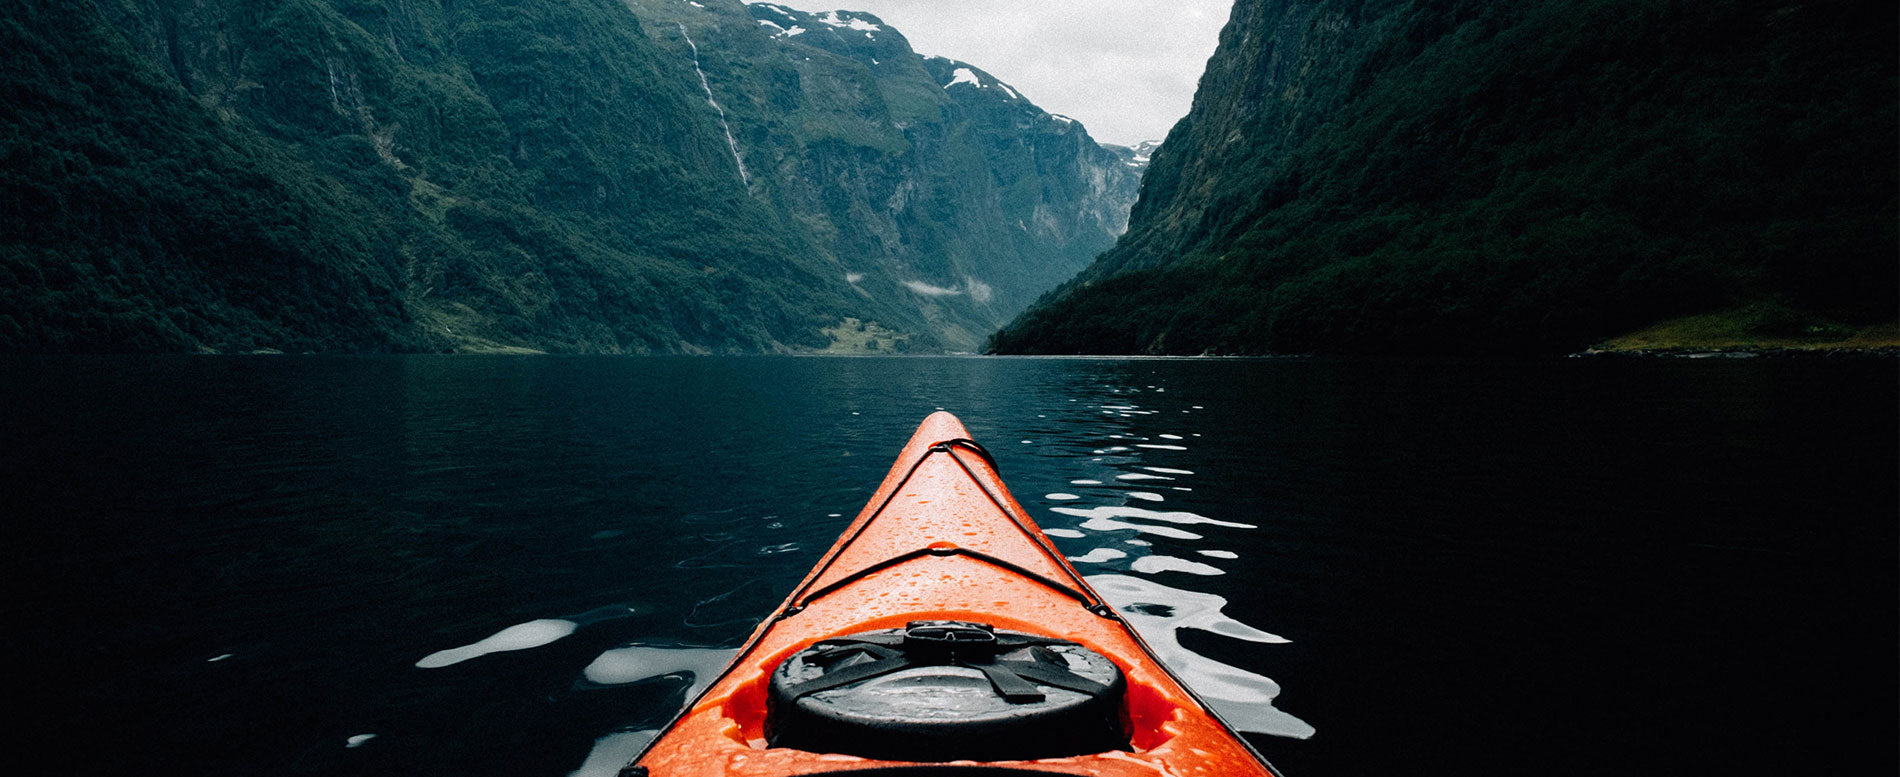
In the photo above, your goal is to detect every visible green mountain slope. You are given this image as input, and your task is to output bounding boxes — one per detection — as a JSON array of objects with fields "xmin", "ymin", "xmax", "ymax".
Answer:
[
  {"xmin": 990, "ymin": 0, "xmax": 1898, "ymax": 355},
  {"xmin": 628, "ymin": 1, "xmax": 1142, "ymax": 350},
  {"xmin": 1, "ymin": 0, "xmax": 1139, "ymax": 353},
  {"xmin": 1, "ymin": 0, "xmax": 424, "ymax": 351}
]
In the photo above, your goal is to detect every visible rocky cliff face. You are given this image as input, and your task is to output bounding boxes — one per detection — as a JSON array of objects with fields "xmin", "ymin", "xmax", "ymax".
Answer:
[
  {"xmin": 992, "ymin": 0, "xmax": 1897, "ymax": 355},
  {"xmin": 629, "ymin": 0, "xmax": 1142, "ymax": 350},
  {"xmin": 1094, "ymin": 0, "xmax": 1354, "ymax": 279},
  {"xmin": 1115, "ymin": 140, "xmax": 1163, "ymax": 174},
  {"xmin": 0, "ymin": 0, "xmax": 1139, "ymax": 353}
]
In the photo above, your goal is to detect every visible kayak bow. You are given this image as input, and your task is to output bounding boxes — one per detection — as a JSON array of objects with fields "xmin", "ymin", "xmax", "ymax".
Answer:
[{"xmin": 628, "ymin": 412, "xmax": 1281, "ymax": 776}]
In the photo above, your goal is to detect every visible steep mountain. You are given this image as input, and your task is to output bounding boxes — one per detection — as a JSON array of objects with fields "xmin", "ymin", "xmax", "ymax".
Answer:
[
  {"xmin": 1113, "ymin": 140, "xmax": 1164, "ymax": 174},
  {"xmin": 625, "ymin": 0, "xmax": 1142, "ymax": 350},
  {"xmin": 0, "ymin": 0, "xmax": 1139, "ymax": 353},
  {"xmin": 2, "ymin": 0, "xmax": 423, "ymax": 352},
  {"xmin": 990, "ymin": 0, "xmax": 1898, "ymax": 355}
]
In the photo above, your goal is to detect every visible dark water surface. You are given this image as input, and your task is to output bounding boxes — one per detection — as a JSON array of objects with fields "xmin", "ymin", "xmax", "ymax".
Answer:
[{"xmin": 4, "ymin": 355, "xmax": 1894, "ymax": 776}]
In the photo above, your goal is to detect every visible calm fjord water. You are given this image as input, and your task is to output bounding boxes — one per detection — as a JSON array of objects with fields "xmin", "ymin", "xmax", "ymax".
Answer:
[{"xmin": 5, "ymin": 355, "xmax": 1894, "ymax": 776}]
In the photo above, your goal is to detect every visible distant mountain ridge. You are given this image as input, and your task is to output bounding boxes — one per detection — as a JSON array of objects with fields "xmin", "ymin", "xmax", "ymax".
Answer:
[
  {"xmin": 0, "ymin": 0, "xmax": 1139, "ymax": 353},
  {"xmin": 665, "ymin": 0, "xmax": 1143, "ymax": 350},
  {"xmin": 991, "ymin": 0, "xmax": 1898, "ymax": 355},
  {"xmin": 1118, "ymin": 140, "xmax": 1163, "ymax": 173}
]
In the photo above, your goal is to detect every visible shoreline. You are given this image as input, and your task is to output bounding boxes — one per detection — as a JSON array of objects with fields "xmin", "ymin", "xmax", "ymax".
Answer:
[{"xmin": 1573, "ymin": 345, "xmax": 1900, "ymax": 359}]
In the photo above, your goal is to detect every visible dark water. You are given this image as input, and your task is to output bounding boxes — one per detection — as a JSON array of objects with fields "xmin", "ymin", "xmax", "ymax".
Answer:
[{"xmin": 4, "ymin": 355, "xmax": 1893, "ymax": 776}]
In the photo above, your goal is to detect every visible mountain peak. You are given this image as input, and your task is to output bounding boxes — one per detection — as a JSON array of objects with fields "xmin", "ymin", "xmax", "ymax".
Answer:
[
  {"xmin": 922, "ymin": 57, "xmax": 1024, "ymax": 101},
  {"xmin": 812, "ymin": 9, "xmax": 883, "ymax": 32},
  {"xmin": 747, "ymin": 3, "xmax": 885, "ymax": 38},
  {"xmin": 1103, "ymin": 139, "xmax": 1163, "ymax": 171},
  {"xmin": 745, "ymin": 2, "xmax": 913, "ymax": 61}
]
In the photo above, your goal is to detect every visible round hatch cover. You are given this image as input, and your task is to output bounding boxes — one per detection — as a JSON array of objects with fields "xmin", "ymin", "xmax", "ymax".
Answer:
[{"xmin": 765, "ymin": 621, "xmax": 1128, "ymax": 761}]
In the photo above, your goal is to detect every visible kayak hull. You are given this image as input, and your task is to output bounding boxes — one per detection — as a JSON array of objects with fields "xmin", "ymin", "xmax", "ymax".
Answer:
[{"xmin": 631, "ymin": 412, "xmax": 1280, "ymax": 776}]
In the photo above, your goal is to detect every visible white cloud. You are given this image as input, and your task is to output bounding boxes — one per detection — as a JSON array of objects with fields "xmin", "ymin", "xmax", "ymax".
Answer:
[
  {"xmin": 902, "ymin": 280, "xmax": 962, "ymax": 297},
  {"xmin": 964, "ymin": 277, "xmax": 994, "ymax": 303},
  {"xmin": 899, "ymin": 277, "xmax": 995, "ymax": 301}
]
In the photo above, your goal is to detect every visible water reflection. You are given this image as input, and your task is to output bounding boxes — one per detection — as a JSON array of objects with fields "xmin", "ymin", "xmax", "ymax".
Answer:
[
  {"xmin": 1050, "ymin": 504, "xmax": 1256, "ymax": 530},
  {"xmin": 414, "ymin": 604, "xmax": 641, "ymax": 668},
  {"xmin": 1033, "ymin": 377, "xmax": 1316, "ymax": 743},
  {"xmin": 388, "ymin": 357, "xmax": 1321, "ymax": 773},
  {"xmin": 10, "ymin": 355, "xmax": 1888, "ymax": 777},
  {"xmin": 415, "ymin": 619, "xmax": 580, "ymax": 668},
  {"xmin": 1087, "ymin": 575, "xmax": 1314, "ymax": 739},
  {"xmin": 1129, "ymin": 555, "xmax": 1225, "ymax": 576},
  {"xmin": 580, "ymin": 645, "xmax": 738, "ymax": 699},
  {"xmin": 1067, "ymin": 547, "xmax": 1129, "ymax": 564}
]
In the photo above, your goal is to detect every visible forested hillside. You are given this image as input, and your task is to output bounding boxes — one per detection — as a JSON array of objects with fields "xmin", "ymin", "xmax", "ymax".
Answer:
[
  {"xmin": 990, "ymin": 0, "xmax": 1898, "ymax": 355},
  {"xmin": 0, "ymin": 0, "xmax": 1138, "ymax": 353},
  {"xmin": 2, "ymin": 0, "xmax": 427, "ymax": 351}
]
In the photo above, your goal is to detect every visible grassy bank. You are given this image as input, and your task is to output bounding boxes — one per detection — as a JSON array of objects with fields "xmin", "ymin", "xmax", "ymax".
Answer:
[{"xmin": 1591, "ymin": 303, "xmax": 1899, "ymax": 354}]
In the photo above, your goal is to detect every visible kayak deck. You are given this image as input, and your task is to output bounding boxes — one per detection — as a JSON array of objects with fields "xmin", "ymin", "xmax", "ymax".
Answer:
[{"xmin": 630, "ymin": 412, "xmax": 1280, "ymax": 776}]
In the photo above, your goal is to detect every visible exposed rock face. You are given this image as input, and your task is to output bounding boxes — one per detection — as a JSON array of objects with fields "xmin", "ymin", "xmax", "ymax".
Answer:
[
  {"xmin": 992, "ymin": 0, "xmax": 1897, "ymax": 355},
  {"xmin": 1115, "ymin": 140, "xmax": 1164, "ymax": 174},
  {"xmin": 634, "ymin": 0, "xmax": 1142, "ymax": 350},
  {"xmin": 1099, "ymin": 0, "xmax": 1352, "ymax": 279},
  {"xmin": 0, "ymin": 0, "xmax": 1140, "ymax": 353}
]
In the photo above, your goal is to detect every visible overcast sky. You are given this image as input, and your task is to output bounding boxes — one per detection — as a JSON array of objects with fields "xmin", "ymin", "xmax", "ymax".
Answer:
[{"xmin": 771, "ymin": 0, "xmax": 1233, "ymax": 148}]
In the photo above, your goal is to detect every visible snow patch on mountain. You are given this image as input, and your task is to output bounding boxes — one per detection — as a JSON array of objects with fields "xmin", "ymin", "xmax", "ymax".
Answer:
[
  {"xmin": 749, "ymin": 2, "xmax": 796, "ymax": 20},
  {"xmin": 1110, "ymin": 139, "xmax": 1164, "ymax": 170},
  {"xmin": 933, "ymin": 60, "xmax": 1023, "ymax": 101},
  {"xmin": 944, "ymin": 67, "xmax": 981, "ymax": 90},
  {"xmin": 755, "ymin": 18, "xmax": 807, "ymax": 37},
  {"xmin": 814, "ymin": 10, "xmax": 880, "ymax": 31}
]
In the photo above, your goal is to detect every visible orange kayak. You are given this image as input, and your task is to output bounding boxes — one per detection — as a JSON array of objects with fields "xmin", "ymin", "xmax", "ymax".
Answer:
[{"xmin": 626, "ymin": 412, "xmax": 1282, "ymax": 776}]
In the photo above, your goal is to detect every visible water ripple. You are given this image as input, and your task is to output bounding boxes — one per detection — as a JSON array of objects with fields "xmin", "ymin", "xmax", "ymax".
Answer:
[
  {"xmin": 1087, "ymin": 574, "xmax": 1314, "ymax": 739},
  {"xmin": 1130, "ymin": 555, "xmax": 1225, "ymax": 576},
  {"xmin": 415, "ymin": 619, "xmax": 578, "ymax": 669},
  {"xmin": 1049, "ymin": 504, "xmax": 1256, "ymax": 530}
]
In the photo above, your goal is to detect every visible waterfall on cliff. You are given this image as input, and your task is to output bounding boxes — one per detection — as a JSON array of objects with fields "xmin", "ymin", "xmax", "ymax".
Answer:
[{"xmin": 676, "ymin": 23, "xmax": 751, "ymax": 189}]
